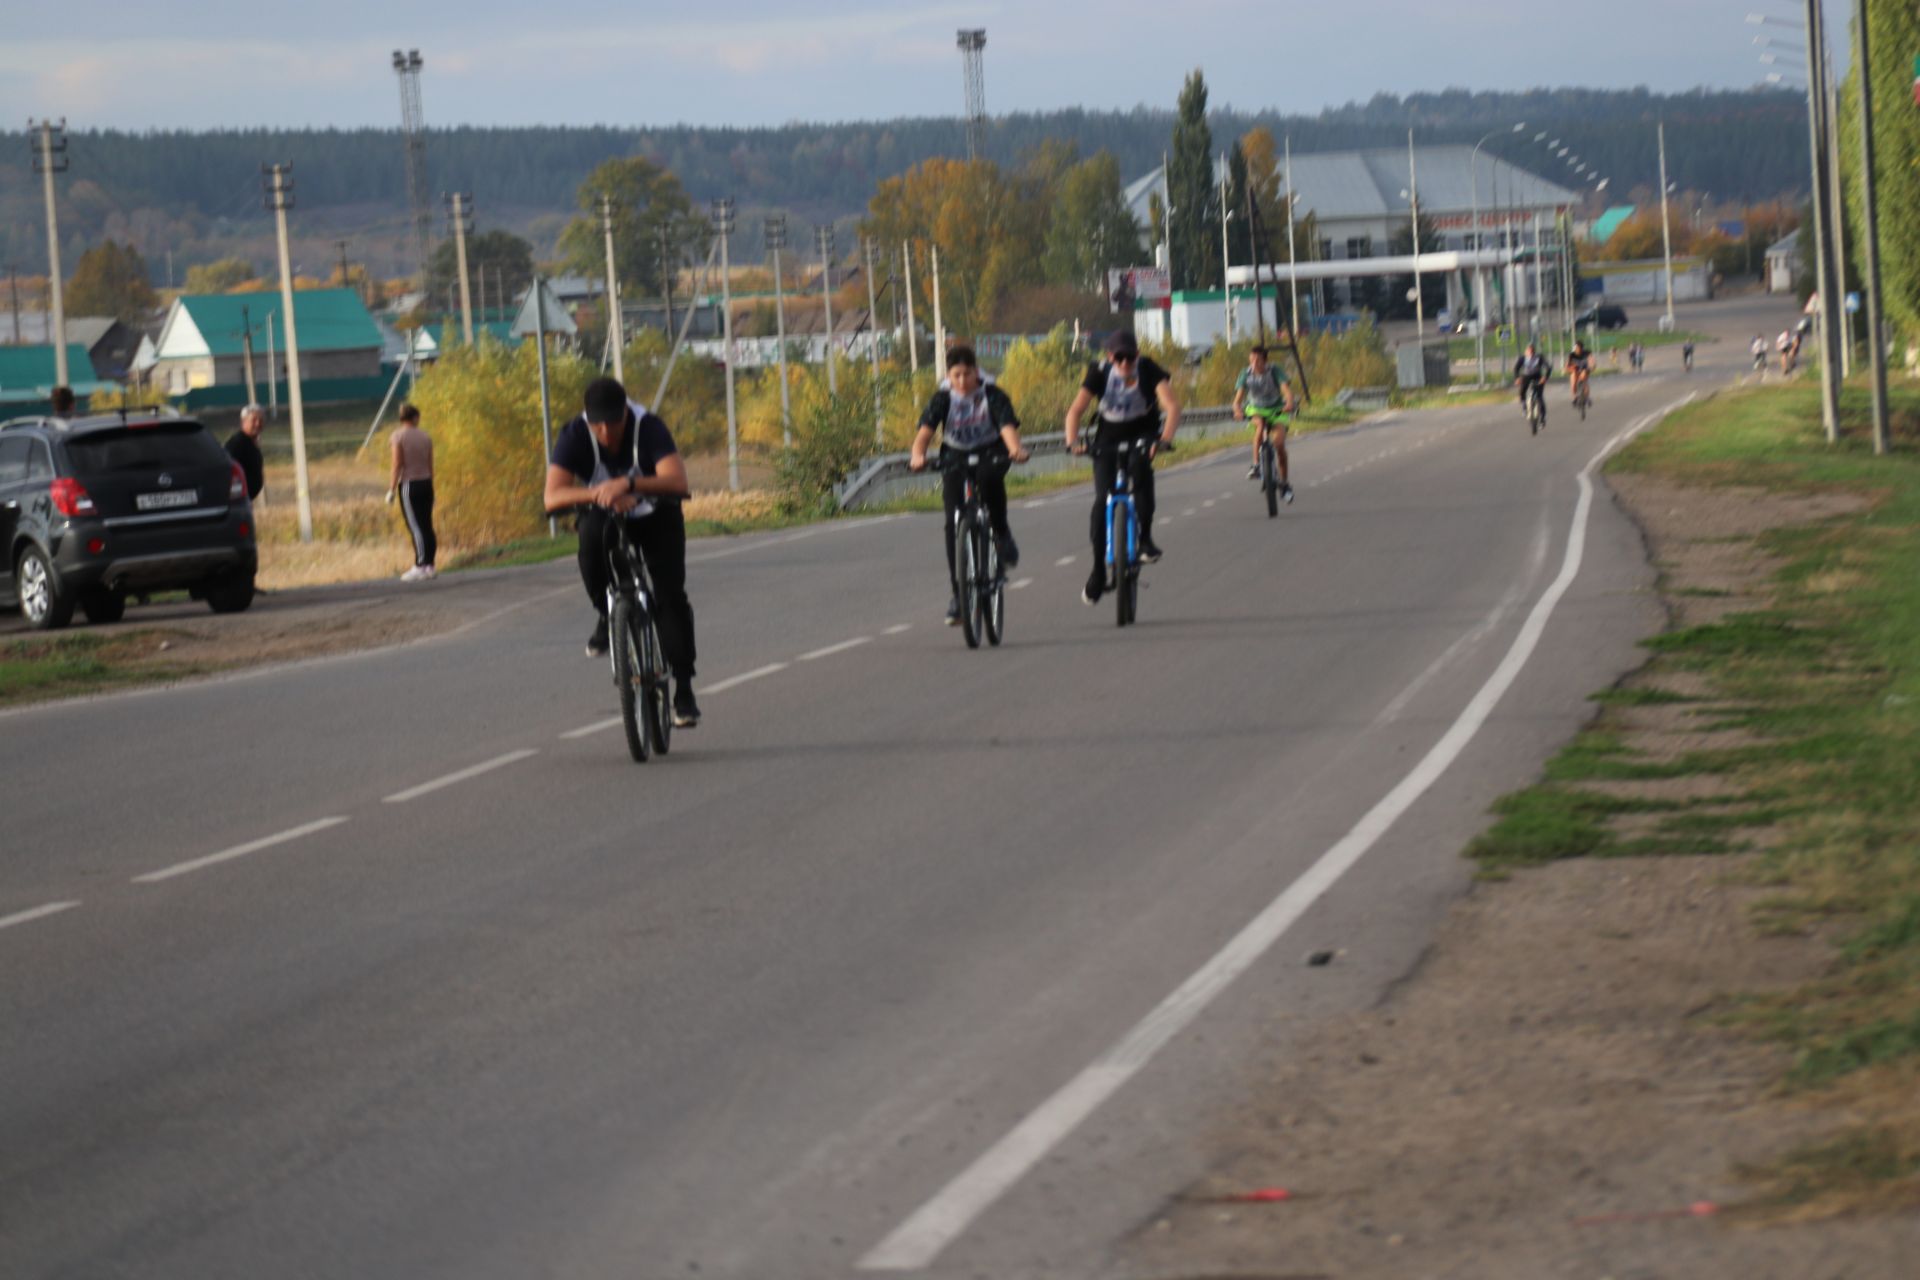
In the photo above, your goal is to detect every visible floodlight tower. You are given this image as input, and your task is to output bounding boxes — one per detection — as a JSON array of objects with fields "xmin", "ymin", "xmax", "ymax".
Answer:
[
  {"xmin": 957, "ymin": 29, "xmax": 987, "ymax": 160},
  {"xmin": 392, "ymin": 49, "xmax": 431, "ymax": 282}
]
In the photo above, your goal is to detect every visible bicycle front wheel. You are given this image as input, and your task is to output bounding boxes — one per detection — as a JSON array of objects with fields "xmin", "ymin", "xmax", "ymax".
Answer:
[
  {"xmin": 1111, "ymin": 501, "xmax": 1133, "ymax": 628},
  {"xmin": 640, "ymin": 601, "xmax": 671, "ymax": 756},
  {"xmin": 612, "ymin": 596, "xmax": 650, "ymax": 763},
  {"xmin": 1262, "ymin": 442, "xmax": 1279, "ymax": 518},
  {"xmin": 959, "ymin": 515, "xmax": 983, "ymax": 649}
]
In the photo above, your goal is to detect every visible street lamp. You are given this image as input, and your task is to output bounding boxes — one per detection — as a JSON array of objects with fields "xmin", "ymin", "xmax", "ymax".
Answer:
[{"xmin": 1469, "ymin": 122, "xmax": 1525, "ymax": 381}]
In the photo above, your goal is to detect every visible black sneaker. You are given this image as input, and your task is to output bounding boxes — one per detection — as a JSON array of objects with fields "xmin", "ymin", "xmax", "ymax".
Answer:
[
  {"xmin": 946, "ymin": 594, "xmax": 962, "ymax": 626},
  {"xmin": 672, "ymin": 682, "xmax": 701, "ymax": 728},
  {"xmin": 586, "ymin": 615, "xmax": 609, "ymax": 657},
  {"xmin": 1082, "ymin": 567, "xmax": 1104, "ymax": 606},
  {"xmin": 995, "ymin": 532, "xmax": 1020, "ymax": 569},
  {"xmin": 1139, "ymin": 538, "xmax": 1163, "ymax": 564}
]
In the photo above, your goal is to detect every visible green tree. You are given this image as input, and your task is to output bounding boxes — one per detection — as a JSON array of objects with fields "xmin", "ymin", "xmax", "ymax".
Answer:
[
  {"xmin": 1384, "ymin": 213, "xmax": 1446, "ymax": 322},
  {"xmin": 1168, "ymin": 70, "xmax": 1219, "ymax": 290},
  {"xmin": 1224, "ymin": 144, "xmax": 1253, "ymax": 267},
  {"xmin": 65, "ymin": 240, "xmax": 157, "ymax": 324},
  {"xmin": 183, "ymin": 257, "xmax": 257, "ymax": 294},
  {"xmin": 1041, "ymin": 152, "xmax": 1142, "ymax": 290},
  {"xmin": 426, "ymin": 229, "xmax": 536, "ymax": 314},
  {"xmin": 1837, "ymin": 2, "xmax": 1920, "ymax": 349},
  {"xmin": 556, "ymin": 156, "xmax": 706, "ymax": 299}
]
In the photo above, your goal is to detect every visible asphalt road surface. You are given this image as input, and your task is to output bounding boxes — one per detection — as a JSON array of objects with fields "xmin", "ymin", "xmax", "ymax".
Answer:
[{"xmin": 0, "ymin": 296, "xmax": 1800, "ymax": 1279}]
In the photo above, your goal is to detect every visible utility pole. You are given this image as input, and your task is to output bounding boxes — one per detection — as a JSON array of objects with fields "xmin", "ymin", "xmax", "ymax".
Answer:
[
  {"xmin": 240, "ymin": 304, "xmax": 258, "ymax": 406},
  {"xmin": 1219, "ymin": 156, "xmax": 1233, "ymax": 343},
  {"xmin": 1803, "ymin": 0, "xmax": 1842, "ymax": 440},
  {"xmin": 335, "ymin": 239, "xmax": 351, "ymax": 292},
  {"xmin": 262, "ymin": 163, "xmax": 314, "ymax": 543},
  {"xmin": 599, "ymin": 193, "xmax": 623, "ymax": 383},
  {"xmin": 1826, "ymin": 52, "xmax": 1850, "ymax": 380},
  {"xmin": 30, "ymin": 119, "xmax": 68, "ymax": 386},
  {"xmin": 1656, "ymin": 123, "xmax": 1676, "ymax": 331},
  {"xmin": 266, "ymin": 312, "xmax": 277, "ymax": 418},
  {"xmin": 714, "ymin": 198, "xmax": 740, "ymax": 492},
  {"xmin": 902, "ymin": 242, "xmax": 919, "ymax": 374},
  {"xmin": 658, "ymin": 223, "xmax": 676, "ymax": 339},
  {"xmin": 1851, "ymin": 0, "xmax": 1890, "ymax": 454},
  {"xmin": 531, "ymin": 275, "xmax": 557, "ymax": 537},
  {"xmin": 765, "ymin": 215, "xmax": 791, "ymax": 447},
  {"xmin": 930, "ymin": 243, "xmax": 945, "ymax": 383},
  {"xmin": 1285, "ymin": 134, "xmax": 1300, "ymax": 337},
  {"xmin": 445, "ymin": 192, "xmax": 474, "ymax": 346},
  {"xmin": 1409, "ymin": 127, "xmax": 1424, "ymax": 345},
  {"xmin": 1244, "ymin": 174, "xmax": 1267, "ymax": 345},
  {"xmin": 817, "ymin": 225, "xmax": 837, "ymax": 393},
  {"xmin": 863, "ymin": 236, "xmax": 884, "ymax": 441}
]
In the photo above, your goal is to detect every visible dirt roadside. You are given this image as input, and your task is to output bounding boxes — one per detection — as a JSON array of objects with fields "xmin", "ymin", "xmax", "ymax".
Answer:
[{"xmin": 1126, "ymin": 476, "xmax": 1914, "ymax": 1279}]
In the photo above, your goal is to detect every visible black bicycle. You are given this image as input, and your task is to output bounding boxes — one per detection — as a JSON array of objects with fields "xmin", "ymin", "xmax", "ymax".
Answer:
[
  {"xmin": 1522, "ymin": 381, "xmax": 1547, "ymax": 436},
  {"xmin": 1247, "ymin": 406, "xmax": 1292, "ymax": 518},
  {"xmin": 935, "ymin": 449, "xmax": 1016, "ymax": 648},
  {"xmin": 1571, "ymin": 378, "xmax": 1590, "ymax": 422},
  {"xmin": 592, "ymin": 511, "xmax": 671, "ymax": 762}
]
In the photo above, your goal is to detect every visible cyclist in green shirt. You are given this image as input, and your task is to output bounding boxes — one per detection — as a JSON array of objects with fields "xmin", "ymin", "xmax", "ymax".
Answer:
[{"xmin": 1234, "ymin": 345, "xmax": 1298, "ymax": 501}]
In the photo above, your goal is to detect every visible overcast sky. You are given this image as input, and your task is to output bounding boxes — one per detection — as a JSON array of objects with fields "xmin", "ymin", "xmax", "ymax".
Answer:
[{"xmin": 3, "ymin": 1, "xmax": 1851, "ymax": 132}]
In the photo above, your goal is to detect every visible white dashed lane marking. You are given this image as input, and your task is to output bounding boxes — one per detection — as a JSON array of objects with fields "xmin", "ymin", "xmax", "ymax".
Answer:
[
  {"xmin": 384, "ymin": 751, "xmax": 539, "ymax": 804},
  {"xmin": 133, "ymin": 816, "xmax": 353, "ymax": 884},
  {"xmin": 799, "ymin": 636, "xmax": 873, "ymax": 662},
  {"xmin": 0, "ymin": 901, "xmax": 81, "ymax": 932}
]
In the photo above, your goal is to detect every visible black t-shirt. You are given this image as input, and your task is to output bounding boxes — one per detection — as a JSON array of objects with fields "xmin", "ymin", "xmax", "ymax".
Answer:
[
  {"xmin": 1566, "ymin": 350, "xmax": 1591, "ymax": 372},
  {"xmin": 1082, "ymin": 357, "xmax": 1170, "ymax": 431},
  {"xmin": 550, "ymin": 401, "xmax": 679, "ymax": 517},
  {"xmin": 1513, "ymin": 354, "xmax": 1549, "ymax": 383},
  {"xmin": 224, "ymin": 430, "xmax": 264, "ymax": 499},
  {"xmin": 918, "ymin": 382, "xmax": 1020, "ymax": 451}
]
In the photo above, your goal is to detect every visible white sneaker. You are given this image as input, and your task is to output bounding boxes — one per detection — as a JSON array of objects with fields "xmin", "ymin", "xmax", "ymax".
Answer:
[
  {"xmin": 420, "ymin": 565, "xmax": 436, "ymax": 580},
  {"xmin": 400, "ymin": 566, "xmax": 426, "ymax": 582}
]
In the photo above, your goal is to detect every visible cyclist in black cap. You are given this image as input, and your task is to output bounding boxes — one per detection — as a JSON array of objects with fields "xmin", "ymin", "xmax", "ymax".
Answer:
[{"xmin": 1064, "ymin": 330, "xmax": 1180, "ymax": 605}]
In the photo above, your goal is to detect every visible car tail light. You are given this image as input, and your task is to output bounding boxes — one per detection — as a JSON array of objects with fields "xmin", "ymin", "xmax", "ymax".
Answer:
[
  {"xmin": 229, "ymin": 460, "xmax": 247, "ymax": 503},
  {"xmin": 50, "ymin": 478, "xmax": 96, "ymax": 516},
  {"xmin": 87, "ymin": 537, "xmax": 106, "ymax": 555}
]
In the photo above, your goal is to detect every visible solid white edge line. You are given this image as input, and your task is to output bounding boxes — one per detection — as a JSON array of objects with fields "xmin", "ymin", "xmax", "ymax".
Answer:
[
  {"xmin": 701, "ymin": 662, "xmax": 788, "ymax": 695},
  {"xmin": 133, "ymin": 817, "xmax": 352, "ymax": 884},
  {"xmin": 0, "ymin": 900, "xmax": 82, "ymax": 931},
  {"xmin": 383, "ymin": 750, "xmax": 539, "ymax": 804},
  {"xmin": 857, "ymin": 396, "xmax": 1691, "ymax": 1272},
  {"xmin": 799, "ymin": 636, "xmax": 873, "ymax": 662}
]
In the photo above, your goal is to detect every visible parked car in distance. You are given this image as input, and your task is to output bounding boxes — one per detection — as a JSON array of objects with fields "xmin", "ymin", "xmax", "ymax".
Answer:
[
  {"xmin": 1575, "ymin": 304, "xmax": 1630, "ymax": 331},
  {"xmin": 0, "ymin": 410, "xmax": 258, "ymax": 629}
]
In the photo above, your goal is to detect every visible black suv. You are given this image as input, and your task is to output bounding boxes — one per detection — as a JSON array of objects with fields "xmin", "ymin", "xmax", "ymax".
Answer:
[
  {"xmin": 1575, "ymin": 303, "xmax": 1630, "ymax": 331},
  {"xmin": 0, "ymin": 411, "xmax": 258, "ymax": 629}
]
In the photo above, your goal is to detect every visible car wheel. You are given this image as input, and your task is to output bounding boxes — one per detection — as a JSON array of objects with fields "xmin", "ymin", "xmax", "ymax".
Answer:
[
  {"xmin": 80, "ymin": 586, "xmax": 127, "ymax": 625},
  {"xmin": 204, "ymin": 572, "xmax": 255, "ymax": 614},
  {"xmin": 16, "ymin": 546, "xmax": 75, "ymax": 630}
]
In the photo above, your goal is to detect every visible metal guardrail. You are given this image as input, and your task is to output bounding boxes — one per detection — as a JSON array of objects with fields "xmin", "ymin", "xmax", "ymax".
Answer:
[{"xmin": 834, "ymin": 406, "xmax": 1239, "ymax": 511}]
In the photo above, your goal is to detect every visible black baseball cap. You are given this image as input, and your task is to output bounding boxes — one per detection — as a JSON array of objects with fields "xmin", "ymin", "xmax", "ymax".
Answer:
[{"xmin": 1105, "ymin": 330, "xmax": 1139, "ymax": 358}]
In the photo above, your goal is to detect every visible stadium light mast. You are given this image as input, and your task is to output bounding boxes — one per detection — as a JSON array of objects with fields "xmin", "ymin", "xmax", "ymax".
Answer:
[
  {"xmin": 392, "ymin": 49, "xmax": 431, "ymax": 285},
  {"xmin": 957, "ymin": 29, "xmax": 987, "ymax": 160}
]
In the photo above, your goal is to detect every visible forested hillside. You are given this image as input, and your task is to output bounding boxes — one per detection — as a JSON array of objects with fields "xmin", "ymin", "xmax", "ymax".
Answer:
[{"xmin": 0, "ymin": 87, "xmax": 1808, "ymax": 281}]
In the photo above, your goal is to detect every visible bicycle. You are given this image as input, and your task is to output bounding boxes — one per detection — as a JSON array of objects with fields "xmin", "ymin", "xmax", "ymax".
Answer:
[
  {"xmin": 1091, "ymin": 433, "xmax": 1170, "ymax": 627},
  {"xmin": 933, "ymin": 449, "xmax": 1016, "ymax": 649},
  {"xmin": 1522, "ymin": 382, "xmax": 1547, "ymax": 436},
  {"xmin": 583, "ymin": 508, "xmax": 671, "ymax": 763},
  {"xmin": 1682, "ymin": 346, "xmax": 1695, "ymax": 373},
  {"xmin": 1247, "ymin": 406, "xmax": 1290, "ymax": 518},
  {"xmin": 1571, "ymin": 377, "xmax": 1590, "ymax": 422}
]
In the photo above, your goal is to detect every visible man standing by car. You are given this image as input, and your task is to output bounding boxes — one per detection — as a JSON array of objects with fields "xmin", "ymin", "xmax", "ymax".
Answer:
[
  {"xmin": 225, "ymin": 405, "xmax": 266, "ymax": 501},
  {"xmin": 544, "ymin": 376, "xmax": 701, "ymax": 728}
]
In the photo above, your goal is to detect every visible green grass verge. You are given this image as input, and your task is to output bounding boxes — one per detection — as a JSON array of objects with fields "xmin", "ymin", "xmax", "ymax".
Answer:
[
  {"xmin": 1465, "ymin": 378, "xmax": 1920, "ymax": 1207},
  {"xmin": 0, "ymin": 630, "xmax": 219, "ymax": 706}
]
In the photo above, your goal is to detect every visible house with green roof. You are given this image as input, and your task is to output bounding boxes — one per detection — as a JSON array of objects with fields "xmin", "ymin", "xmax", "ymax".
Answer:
[
  {"xmin": 139, "ymin": 288, "xmax": 385, "ymax": 405},
  {"xmin": 0, "ymin": 344, "xmax": 113, "ymax": 411}
]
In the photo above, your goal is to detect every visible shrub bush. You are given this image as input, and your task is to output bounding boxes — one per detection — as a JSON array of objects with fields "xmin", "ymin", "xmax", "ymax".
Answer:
[{"xmin": 774, "ymin": 391, "xmax": 881, "ymax": 515}]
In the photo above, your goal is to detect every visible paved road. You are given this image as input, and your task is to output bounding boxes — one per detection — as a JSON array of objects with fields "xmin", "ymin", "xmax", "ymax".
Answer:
[{"xmin": 0, "ymin": 294, "xmax": 1801, "ymax": 1279}]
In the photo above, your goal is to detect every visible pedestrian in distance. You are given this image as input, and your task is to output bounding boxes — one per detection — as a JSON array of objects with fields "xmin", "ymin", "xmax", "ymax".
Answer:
[
  {"xmin": 387, "ymin": 403, "xmax": 437, "ymax": 581},
  {"xmin": 544, "ymin": 376, "xmax": 702, "ymax": 728},
  {"xmin": 225, "ymin": 404, "xmax": 266, "ymax": 501},
  {"xmin": 908, "ymin": 345, "xmax": 1029, "ymax": 626},
  {"xmin": 48, "ymin": 386, "xmax": 76, "ymax": 423}
]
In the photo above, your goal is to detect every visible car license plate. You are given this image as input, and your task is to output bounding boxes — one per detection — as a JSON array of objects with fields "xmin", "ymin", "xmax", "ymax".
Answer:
[{"xmin": 136, "ymin": 489, "xmax": 198, "ymax": 511}]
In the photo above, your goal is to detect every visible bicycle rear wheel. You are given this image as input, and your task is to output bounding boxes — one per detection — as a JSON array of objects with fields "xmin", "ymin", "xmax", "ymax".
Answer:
[
  {"xmin": 959, "ymin": 515, "xmax": 983, "ymax": 649},
  {"xmin": 611, "ymin": 596, "xmax": 650, "ymax": 763},
  {"xmin": 983, "ymin": 528, "xmax": 1005, "ymax": 647},
  {"xmin": 640, "ymin": 601, "xmax": 671, "ymax": 756},
  {"xmin": 1261, "ymin": 441, "xmax": 1279, "ymax": 518}
]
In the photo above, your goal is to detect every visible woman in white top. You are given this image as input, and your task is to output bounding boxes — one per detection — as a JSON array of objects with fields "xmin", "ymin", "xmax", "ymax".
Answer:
[{"xmin": 387, "ymin": 403, "xmax": 437, "ymax": 581}]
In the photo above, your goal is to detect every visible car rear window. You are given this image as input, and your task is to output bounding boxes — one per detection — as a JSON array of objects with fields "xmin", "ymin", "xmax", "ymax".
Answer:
[{"xmin": 66, "ymin": 424, "xmax": 228, "ymax": 474}]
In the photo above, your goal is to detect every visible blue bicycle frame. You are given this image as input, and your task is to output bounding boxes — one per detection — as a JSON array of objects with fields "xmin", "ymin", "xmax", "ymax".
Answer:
[{"xmin": 1102, "ymin": 436, "xmax": 1145, "ymax": 587}]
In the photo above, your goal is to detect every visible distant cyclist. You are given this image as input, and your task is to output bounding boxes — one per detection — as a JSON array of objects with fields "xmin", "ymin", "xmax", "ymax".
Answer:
[
  {"xmin": 1628, "ymin": 341, "xmax": 1645, "ymax": 373},
  {"xmin": 1682, "ymin": 339, "xmax": 1695, "ymax": 371},
  {"xmin": 908, "ymin": 345, "xmax": 1030, "ymax": 626},
  {"xmin": 1513, "ymin": 342, "xmax": 1551, "ymax": 425},
  {"xmin": 1234, "ymin": 344, "xmax": 1297, "ymax": 501},
  {"xmin": 1777, "ymin": 330, "xmax": 1794, "ymax": 375},
  {"xmin": 1566, "ymin": 339, "xmax": 1594, "ymax": 407},
  {"xmin": 1065, "ymin": 330, "xmax": 1180, "ymax": 606},
  {"xmin": 1751, "ymin": 334, "xmax": 1768, "ymax": 372}
]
